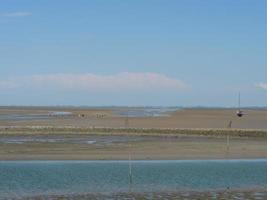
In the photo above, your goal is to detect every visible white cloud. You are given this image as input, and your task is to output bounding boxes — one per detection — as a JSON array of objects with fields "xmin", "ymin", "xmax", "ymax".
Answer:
[
  {"xmin": 256, "ymin": 83, "xmax": 267, "ymax": 90},
  {"xmin": 1, "ymin": 12, "xmax": 32, "ymax": 18},
  {"xmin": 0, "ymin": 72, "xmax": 187, "ymax": 92}
]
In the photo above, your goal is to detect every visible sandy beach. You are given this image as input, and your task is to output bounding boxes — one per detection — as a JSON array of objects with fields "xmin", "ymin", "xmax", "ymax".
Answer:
[
  {"xmin": 0, "ymin": 107, "xmax": 267, "ymax": 160},
  {"xmin": 1, "ymin": 106, "xmax": 267, "ymax": 129},
  {"xmin": 0, "ymin": 133, "xmax": 267, "ymax": 160}
]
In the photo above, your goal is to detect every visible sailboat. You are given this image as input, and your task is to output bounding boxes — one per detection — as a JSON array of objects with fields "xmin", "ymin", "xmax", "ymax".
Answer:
[{"xmin": 236, "ymin": 93, "xmax": 244, "ymax": 117}]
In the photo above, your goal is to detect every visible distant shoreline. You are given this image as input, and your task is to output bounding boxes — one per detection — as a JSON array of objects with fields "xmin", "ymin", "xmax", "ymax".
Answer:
[{"xmin": 2, "ymin": 107, "xmax": 267, "ymax": 130}]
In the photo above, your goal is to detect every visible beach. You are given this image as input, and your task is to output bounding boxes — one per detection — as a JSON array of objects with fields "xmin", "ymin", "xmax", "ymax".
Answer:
[
  {"xmin": 0, "ymin": 107, "xmax": 267, "ymax": 129},
  {"xmin": 0, "ymin": 107, "xmax": 266, "ymax": 200},
  {"xmin": 1, "ymin": 134, "xmax": 267, "ymax": 160},
  {"xmin": 1, "ymin": 106, "xmax": 267, "ymax": 129},
  {"xmin": 1, "ymin": 106, "xmax": 267, "ymax": 160},
  {"xmin": 1, "ymin": 107, "xmax": 267, "ymax": 199}
]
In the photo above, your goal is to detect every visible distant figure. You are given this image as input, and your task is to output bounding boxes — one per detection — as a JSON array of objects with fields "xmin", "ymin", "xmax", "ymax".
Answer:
[
  {"xmin": 227, "ymin": 121, "xmax": 232, "ymax": 129},
  {"xmin": 96, "ymin": 114, "xmax": 105, "ymax": 119},
  {"xmin": 125, "ymin": 117, "xmax": 129, "ymax": 128}
]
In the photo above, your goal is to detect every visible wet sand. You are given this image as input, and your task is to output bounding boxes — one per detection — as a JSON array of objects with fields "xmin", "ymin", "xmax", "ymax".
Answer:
[
  {"xmin": 1, "ymin": 134, "xmax": 267, "ymax": 160},
  {"xmin": 1, "ymin": 107, "xmax": 267, "ymax": 160},
  {"xmin": 23, "ymin": 190, "xmax": 267, "ymax": 200},
  {"xmin": 1, "ymin": 107, "xmax": 267, "ymax": 199}
]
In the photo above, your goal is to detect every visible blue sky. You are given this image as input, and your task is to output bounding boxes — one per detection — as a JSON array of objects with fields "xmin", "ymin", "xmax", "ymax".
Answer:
[{"xmin": 0, "ymin": 0, "xmax": 267, "ymax": 106}]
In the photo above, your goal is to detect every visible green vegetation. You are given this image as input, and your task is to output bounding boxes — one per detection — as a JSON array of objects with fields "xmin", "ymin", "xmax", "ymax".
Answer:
[{"xmin": 0, "ymin": 126, "xmax": 267, "ymax": 138}]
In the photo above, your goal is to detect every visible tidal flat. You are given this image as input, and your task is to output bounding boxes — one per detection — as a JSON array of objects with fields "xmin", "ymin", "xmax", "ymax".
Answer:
[{"xmin": 0, "ymin": 133, "xmax": 267, "ymax": 160}]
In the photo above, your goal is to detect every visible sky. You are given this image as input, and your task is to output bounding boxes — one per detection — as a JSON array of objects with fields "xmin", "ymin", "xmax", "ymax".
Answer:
[{"xmin": 0, "ymin": 0, "xmax": 267, "ymax": 107}]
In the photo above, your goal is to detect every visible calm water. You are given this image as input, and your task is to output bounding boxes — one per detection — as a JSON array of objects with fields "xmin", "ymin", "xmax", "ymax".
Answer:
[
  {"xmin": 0, "ymin": 107, "xmax": 179, "ymax": 121},
  {"xmin": 0, "ymin": 111, "xmax": 71, "ymax": 121},
  {"xmin": 0, "ymin": 135, "xmax": 143, "ymax": 145},
  {"xmin": 0, "ymin": 160, "xmax": 267, "ymax": 199},
  {"xmin": 113, "ymin": 107, "xmax": 180, "ymax": 117}
]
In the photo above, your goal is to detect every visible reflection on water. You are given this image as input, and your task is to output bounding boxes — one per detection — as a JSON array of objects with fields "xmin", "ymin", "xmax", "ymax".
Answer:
[
  {"xmin": 113, "ymin": 107, "xmax": 180, "ymax": 117},
  {"xmin": 0, "ymin": 135, "xmax": 143, "ymax": 145},
  {"xmin": 0, "ymin": 160, "xmax": 267, "ymax": 199},
  {"xmin": 0, "ymin": 111, "xmax": 72, "ymax": 121},
  {"xmin": 0, "ymin": 134, "xmax": 224, "ymax": 146},
  {"xmin": 0, "ymin": 107, "xmax": 180, "ymax": 121}
]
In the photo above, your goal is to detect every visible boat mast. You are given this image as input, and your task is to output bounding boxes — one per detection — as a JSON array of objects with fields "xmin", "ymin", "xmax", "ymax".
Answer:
[{"xmin": 238, "ymin": 92, "xmax": 241, "ymax": 111}]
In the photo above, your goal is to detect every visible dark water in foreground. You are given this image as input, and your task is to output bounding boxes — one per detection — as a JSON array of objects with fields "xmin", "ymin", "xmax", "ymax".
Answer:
[{"xmin": 0, "ymin": 160, "xmax": 267, "ymax": 199}]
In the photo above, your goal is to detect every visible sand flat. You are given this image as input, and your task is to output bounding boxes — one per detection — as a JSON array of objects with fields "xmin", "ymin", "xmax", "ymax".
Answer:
[
  {"xmin": 1, "ymin": 134, "xmax": 267, "ymax": 160},
  {"xmin": 1, "ymin": 107, "xmax": 267, "ymax": 129},
  {"xmin": 1, "ymin": 107, "xmax": 267, "ymax": 160}
]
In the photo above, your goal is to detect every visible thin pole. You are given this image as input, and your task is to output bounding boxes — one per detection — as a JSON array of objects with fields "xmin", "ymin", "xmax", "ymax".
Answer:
[
  {"xmin": 238, "ymin": 92, "xmax": 241, "ymax": 110},
  {"xmin": 225, "ymin": 122, "xmax": 231, "ymax": 190},
  {"xmin": 125, "ymin": 110, "xmax": 132, "ymax": 191},
  {"xmin": 125, "ymin": 114, "xmax": 129, "ymax": 128},
  {"xmin": 226, "ymin": 121, "xmax": 232, "ymax": 155},
  {"xmin": 128, "ymin": 143, "xmax": 132, "ymax": 190},
  {"xmin": 227, "ymin": 134, "xmax": 230, "ymax": 152}
]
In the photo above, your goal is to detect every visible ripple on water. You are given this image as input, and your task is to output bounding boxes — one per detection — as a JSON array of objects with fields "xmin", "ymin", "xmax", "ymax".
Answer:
[{"xmin": 0, "ymin": 160, "xmax": 267, "ymax": 199}]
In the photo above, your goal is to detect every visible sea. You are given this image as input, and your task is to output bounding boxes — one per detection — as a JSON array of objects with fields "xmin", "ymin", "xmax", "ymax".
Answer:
[{"xmin": 0, "ymin": 160, "xmax": 267, "ymax": 199}]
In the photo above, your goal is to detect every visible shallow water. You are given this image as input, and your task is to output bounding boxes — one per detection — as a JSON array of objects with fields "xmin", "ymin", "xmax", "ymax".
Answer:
[
  {"xmin": 0, "ymin": 111, "xmax": 71, "ymax": 121},
  {"xmin": 0, "ymin": 160, "xmax": 267, "ymax": 199},
  {"xmin": 0, "ymin": 135, "xmax": 143, "ymax": 145},
  {"xmin": 113, "ymin": 107, "xmax": 180, "ymax": 117}
]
